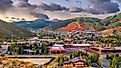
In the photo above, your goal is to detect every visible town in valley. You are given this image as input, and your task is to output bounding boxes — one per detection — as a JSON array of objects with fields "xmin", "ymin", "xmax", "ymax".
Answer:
[{"xmin": 0, "ymin": 0, "xmax": 121, "ymax": 68}]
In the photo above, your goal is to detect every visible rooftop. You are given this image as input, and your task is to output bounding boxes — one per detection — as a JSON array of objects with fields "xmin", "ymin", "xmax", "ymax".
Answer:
[
  {"xmin": 65, "ymin": 44, "xmax": 92, "ymax": 46},
  {"xmin": 53, "ymin": 44, "xmax": 64, "ymax": 47},
  {"xmin": 64, "ymin": 57, "xmax": 86, "ymax": 64},
  {"xmin": 50, "ymin": 46, "xmax": 65, "ymax": 51}
]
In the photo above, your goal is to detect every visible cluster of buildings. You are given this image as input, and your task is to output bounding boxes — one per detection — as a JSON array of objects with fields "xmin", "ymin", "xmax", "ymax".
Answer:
[
  {"xmin": 48, "ymin": 43, "xmax": 121, "ymax": 55},
  {"xmin": 49, "ymin": 44, "xmax": 92, "ymax": 54}
]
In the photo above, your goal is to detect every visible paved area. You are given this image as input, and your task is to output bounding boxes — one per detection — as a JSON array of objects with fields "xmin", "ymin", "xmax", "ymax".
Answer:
[
  {"xmin": 101, "ymin": 59, "xmax": 109, "ymax": 68},
  {"xmin": 10, "ymin": 58, "xmax": 51, "ymax": 65},
  {"xmin": 5, "ymin": 55, "xmax": 57, "ymax": 58}
]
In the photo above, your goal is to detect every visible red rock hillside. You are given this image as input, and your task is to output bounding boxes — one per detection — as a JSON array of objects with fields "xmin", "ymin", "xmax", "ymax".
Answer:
[{"xmin": 60, "ymin": 21, "xmax": 87, "ymax": 31}]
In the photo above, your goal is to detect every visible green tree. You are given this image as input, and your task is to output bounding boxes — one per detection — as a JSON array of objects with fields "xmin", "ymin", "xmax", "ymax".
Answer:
[
  {"xmin": 109, "ymin": 53, "xmax": 114, "ymax": 60},
  {"xmin": 87, "ymin": 60, "xmax": 92, "ymax": 67},
  {"xmin": 108, "ymin": 54, "xmax": 121, "ymax": 68},
  {"xmin": 88, "ymin": 53, "xmax": 99, "ymax": 62}
]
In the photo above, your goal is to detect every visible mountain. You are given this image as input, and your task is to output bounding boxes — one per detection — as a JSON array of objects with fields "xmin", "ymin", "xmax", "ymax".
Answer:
[
  {"xmin": 45, "ymin": 17, "xmax": 103, "ymax": 31},
  {"xmin": 14, "ymin": 19, "xmax": 56, "ymax": 29},
  {"xmin": 0, "ymin": 20, "xmax": 32, "ymax": 38},
  {"xmin": 14, "ymin": 13, "xmax": 121, "ymax": 32},
  {"xmin": 102, "ymin": 13, "xmax": 121, "ymax": 28},
  {"xmin": 47, "ymin": 13, "xmax": 121, "ymax": 31},
  {"xmin": 13, "ymin": 16, "xmax": 104, "ymax": 31},
  {"xmin": 103, "ymin": 13, "xmax": 121, "ymax": 23}
]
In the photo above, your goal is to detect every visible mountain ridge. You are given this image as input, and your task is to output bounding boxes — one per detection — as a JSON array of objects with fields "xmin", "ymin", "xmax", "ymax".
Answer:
[{"xmin": 13, "ymin": 13, "xmax": 121, "ymax": 32}]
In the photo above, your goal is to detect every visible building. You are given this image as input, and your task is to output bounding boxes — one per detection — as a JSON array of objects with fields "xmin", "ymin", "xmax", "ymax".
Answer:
[
  {"xmin": 90, "ymin": 47, "xmax": 121, "ymax": 54},
  {"xmin": 63, "ymin": 44, "xmax": 92, "ymax": 49},
  {"xmin": 49, "ymin": 44, "xmax": 65, "ymax": 54},
  {"xmin": 0, "ymin": 45, "xmax": 10, "ymax": 55},
  {"xmin": 63, "ymin": 58, "xmax": 86, "ymax": 68}
]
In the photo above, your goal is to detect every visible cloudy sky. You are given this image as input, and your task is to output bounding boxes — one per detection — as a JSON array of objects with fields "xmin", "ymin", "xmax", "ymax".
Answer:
[{"xmin": 0, "ymin": 0, "xmax": 121, "ymax": 21}]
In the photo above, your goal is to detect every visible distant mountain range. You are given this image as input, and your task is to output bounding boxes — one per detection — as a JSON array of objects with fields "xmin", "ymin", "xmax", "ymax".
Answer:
[
  {"xmin": 0, "ymin": 20, "xmax": 32, "ymax": 38},
  {"xmin": 14, "ymin": 13, "xmax": 121, "ymax": 33},
  {"xmin": 0, "ymin": 13, "xmax": 120, "ymax": 38},
  {"xmin": 15, "ymin": 19, "xmax": 56, "ymax": 29}
]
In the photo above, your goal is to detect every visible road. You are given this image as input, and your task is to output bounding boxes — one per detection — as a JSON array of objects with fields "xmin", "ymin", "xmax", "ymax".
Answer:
[
  {"xmin": 101, "ymin": 59, "xmax": 109, "ymax": 68},
  {"xmin": 5, "ymin": 55, "xmax": 58, "ymax": 58}
]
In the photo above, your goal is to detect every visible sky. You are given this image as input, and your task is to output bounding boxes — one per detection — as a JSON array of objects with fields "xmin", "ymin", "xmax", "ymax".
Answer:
[
  {"xmin": 0, "ymin": 0, "xmax": 121, "ymax": 21},
  {"xmin": 29, "ymin": 0, "xmax": 121, "ymax": 9},
  {"xmin": 29, "ymin": 0, "xmax": 120, "ymax": 8},
  {"xmin": 28, "ymin": 0, "xmax": 121, "ymax": 19}
]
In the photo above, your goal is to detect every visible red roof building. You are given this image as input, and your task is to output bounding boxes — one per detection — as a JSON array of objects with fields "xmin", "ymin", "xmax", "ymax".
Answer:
[{"xmin": 49, "ymin": 46, "xmax": 66, "ymax": 54}]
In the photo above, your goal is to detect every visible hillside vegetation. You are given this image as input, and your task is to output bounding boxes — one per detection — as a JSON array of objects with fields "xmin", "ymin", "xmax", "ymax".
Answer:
[
  {"xmin": 0, "ymin": 20, "xmax": 32, "ymax": 38},
  {"xmin": 15, "ymin": 19, "xmax": 56, "ymax": 29}
]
